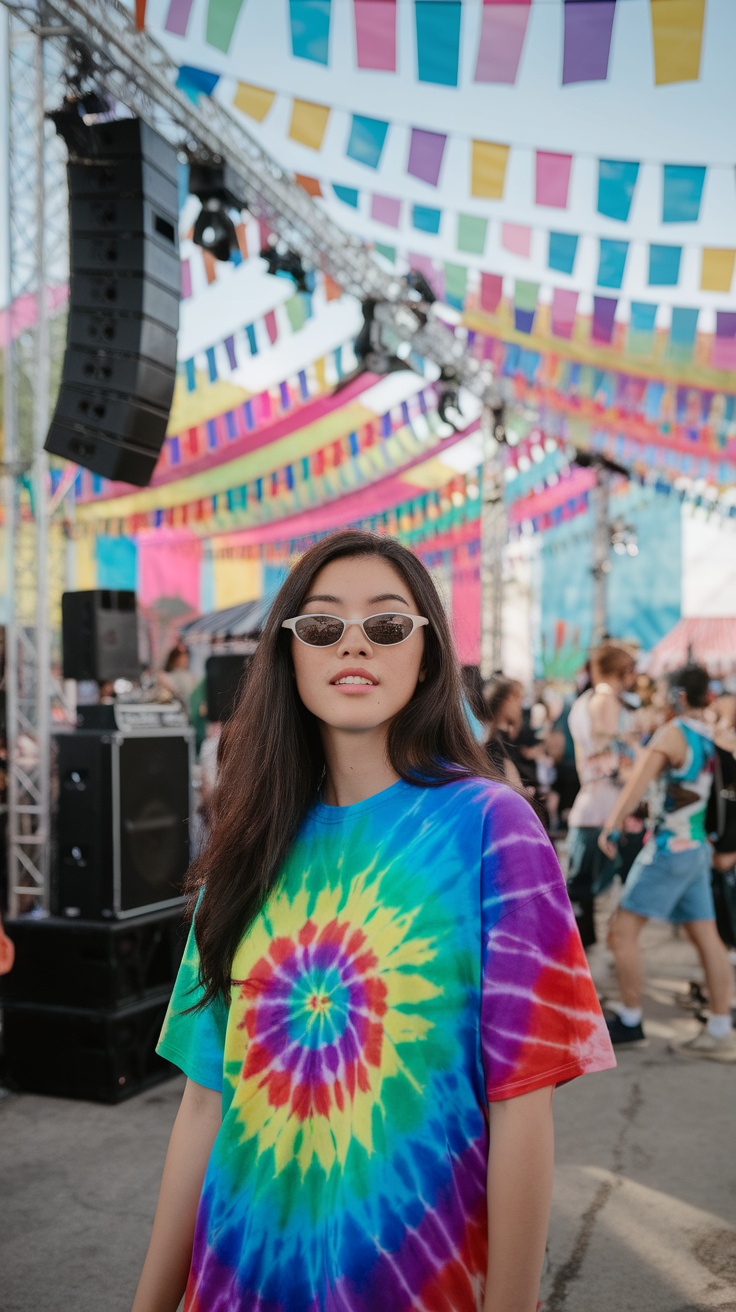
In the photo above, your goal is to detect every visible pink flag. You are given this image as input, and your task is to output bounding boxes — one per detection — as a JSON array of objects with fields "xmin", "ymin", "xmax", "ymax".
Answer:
[
  {"xmin": 354, "ymin": 0, "xmax": 397, "ymax": 71},
  {"xmin": 502, "ymin": 223, "xmax": 532, "ymax": 257},
  {"xmin": 371, "ymin": 194, "xmax": 402, "ymax": 227},
  {"xmin": 551, "ymin": 288, "xmax": 578, "ymax": 339},
  {"xmin": 480, "ymin": 273, "xmax": 503, "ymax": 313},
  {"xmin": 475, "ymin": 0, "xmax": 532, "ymax": 85},
  {"xmin": 535, "ymin": 152, "xmax": 572, "ymax": 208},
  {"xmin": 408, "ymin": 253, "xmax": 444, "ymax": 302}
]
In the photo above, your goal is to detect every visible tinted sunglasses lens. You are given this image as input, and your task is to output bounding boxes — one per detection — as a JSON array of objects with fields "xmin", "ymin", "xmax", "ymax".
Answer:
[
  {"xmin": 363, "ymin": 614, "xmax": 414, "ymax": 645},
  {"xmin": 293, "ymin": 616, "xmax": 344, "ymax": 646}
]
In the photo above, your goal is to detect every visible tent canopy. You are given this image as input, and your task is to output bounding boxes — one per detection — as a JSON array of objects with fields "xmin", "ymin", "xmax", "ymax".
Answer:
[
  {"xmin": 647, "ymin": 617, "xmax": 736, "ymax": 677},
  {"xmin": 180, "ymin": 597, "xmax": 271, "ymax": 643}
]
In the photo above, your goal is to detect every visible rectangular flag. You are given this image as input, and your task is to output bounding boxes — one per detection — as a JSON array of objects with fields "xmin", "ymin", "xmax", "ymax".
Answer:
[
  {"xmin": 290, "ymin": 1, "xmax": 332, "ymax": 64},
  {"xmin": 409, "ymin": 253, "xmax": 444, "ymax": 300},
  {"xmin": 289, "ymin": 99, "xmax": 331, "ymax": 149},
  {"xmin": 415, "ymin": 1, "xmax": 462, "ymax": 85},
  {"xmin": 234, "ymin": 82, "xmax": 276, "ymax": 121},
  {"xmin": 471, "ymin": 140, "xmax": 509, "ymax": 198},
  {"xmin": 649, "ymin": 243, "xmax": 682, "ymax": 285},
  {"xmin": 457, "ymin": 213, "xmax": 488, "ymax": 255},
  {"xmin": 480, "ymin": 273, "xmax": 503, "ymax": 313},
  {"xmin": 206, "ymin": 0, "xmax": 247, "ymax": 52},
  {"xmin": 165, "ymin": 0, "xmax": 194, "ymax": 35},
  {"xmin": 475, "ymin": 0, "xmax": 532, "ymax": 85},
  {"xmin": 444, "ymin": 263, "xmax": 469, "ymax": 310},
  {"xmin": 712, "ymin": 311, "xmax": 736, "ymax": 371},
  {"xmin": 597, "ymin": 238, "xmax": 629, "ymax": 288},
  {"xmin": 502, "ymin": 223, "xmax": 532, "ymax": 256},
  {"xmin": 371, "ymin": 194, "xmax": 402, "ymax": 226},
  {"xmin": 346, "ymin": 115, "xmax": 389, "ymax": 168},
  {"xmin": 408, "ymin": 128, "xmax": 447, "ymax": 186},
  {"xmin": 333, "ymin": 185, "xmax": 360, "ymax": 206},
  {"xmin": 628, "ymin": 301, "xmax": 657, "ymax": 355},
  {"xmin": 551, "ymin": 287, "xmax": 578, "ymax": 338},
  {"xmin": 701, "ymin": 248, "xmax": 736, "ymax": 292},
  {"xmin": 354, "ymin": 0, "xmax": 397, "ymax": 71},
  {"xmin": 662, "ymin": 163, "xmax": 706, "ymax": 222},
  {"xmin": 514, "ymin": 280, "xmax": 539, "ymax": 333},
  {"xmin": 667, "ymin": 306, "xmax": 699, "ymax": 361},
  {"xmin": 592, "ymin": 294, "xmax": 617, "ymax": 343},
  {"xmin": 535, "ymin": 151, "xmax": 573, "ymax": 208},
  {"xmin": 548, "ymin": 231, "xmax": 578, "ymax": 274},
  {"xmin": 563, "ymin": 1, "xmax": 617, "ymax": 85},
  {"xmin": 651, "ymin": 0, "xmax": 705, "ymax": 85},
  {"xmin": 412, "ymin": 204, "xmax": 442, "ymax": 234},
  {"xmin": 598, "ymin": 159, "xmax": 639, "ymax": 221}
]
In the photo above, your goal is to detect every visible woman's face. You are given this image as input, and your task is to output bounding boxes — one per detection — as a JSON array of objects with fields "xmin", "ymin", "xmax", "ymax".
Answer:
[{"xmin": 290, "ymin": 555, "xmax": 426, "ymax": 735}]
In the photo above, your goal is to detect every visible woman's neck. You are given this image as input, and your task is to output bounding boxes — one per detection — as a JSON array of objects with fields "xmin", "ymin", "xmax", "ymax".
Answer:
[{"xmin": 320, "ymin": 725, "xmax": 400, "ymax": 807}]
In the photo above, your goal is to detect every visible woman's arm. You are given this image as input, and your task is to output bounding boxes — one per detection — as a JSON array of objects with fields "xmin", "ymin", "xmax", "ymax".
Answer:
[
  {"xmin": 132, "ymin": 1078, "xmax": 222, "ymax": 1312},
  {"xmin": 484, "ymin": 1085, "xmax": 555, "ymax": 1312},
  {"xmin": 597, "ymin": 720, "xmax": 685, "ymax": 857}
]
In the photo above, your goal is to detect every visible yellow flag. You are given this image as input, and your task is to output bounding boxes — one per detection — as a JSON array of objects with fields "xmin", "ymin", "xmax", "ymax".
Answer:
[
  {"xmin": 471, "ymin": 141, "xmax": 509, "ymax": 199},
  {"xmin": 289, "ymin": 99, "xmax": 331, "ymax": 150},
  {"xmin": 651, "ymin": 0, "xmax": 705, "ymax": 85},
  {"xmin": 75, "ymin": 532, "xmax": 97, "ymax": 590},
  {"xmin": 234, "ymin": 83, "xmax": 276, "ymax": 122},
  {"xmin": 701, "ymin": 248, "xmax": 735, "ymax": 293}
]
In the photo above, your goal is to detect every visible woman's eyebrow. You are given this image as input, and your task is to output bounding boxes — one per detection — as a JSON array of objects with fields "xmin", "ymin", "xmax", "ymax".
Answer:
[
  {"xmin": 302, "ymin": 593, "xmax": 341, "ymax": 605},
  {"xmin": 369, "ymin": 593, "xmax": 411, "ymax": 606}
]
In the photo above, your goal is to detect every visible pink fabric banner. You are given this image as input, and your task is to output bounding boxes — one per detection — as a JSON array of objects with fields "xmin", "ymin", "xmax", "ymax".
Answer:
[
  {"xmin": 535, "ymin": 152, "xmax": 573, "ymax": 208},
  {"xmin": 371, "ymin": 193, "xmax": 402, "ymax": 226},
  {"xmin": 407, "ymin": 128, "xmax": 447, "ymax": 186},
  {"xmin": 164, "ymin": 0, "xmax": 194, "ymax": 36},
  {"xmin": 0, "ymin": 283, "xmax": 68, "ymax": 347},
  {"xmin": 354, "ymin": 0, "xmax": 397, "ymax": 71},
  {"xmin": 551, "ymin": 287, "xmax": 578, "ymax": 339},
  {"xmin": 501, "ymin": 223, "xmax": 532, "ymax": 257},
  {"xmin": 138, "ymin": 533, "xmax": 202, "ymax": 610},
  {"xmin": 480, "ymin": 273, "xmax": 503, "ymax": 313},
  {"xmin": 180, "ymin": 258, "xmax": 192, "ymax": 299},
  {"xmin": 475, "ymin": 0, "xmax": 531, "ymax": 84}
]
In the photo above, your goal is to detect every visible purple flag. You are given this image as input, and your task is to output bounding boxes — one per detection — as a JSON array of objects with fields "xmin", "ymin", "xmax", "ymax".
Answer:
[
  {"xmin": 475, "ymin": 0, "xmax": 532, "ymax": 85},
  {"xmin": 563, "ymin": 1, "xmax": 617, "ymax": 85},
  {"xmin": 165, "ymin": 0, "xmax": 194, "ymax": 35},
  {"xmin": 407, "ymin": 128, "xmax": 447, "ymax": 186},
  {"xmin": 713, "ymin": 311, "xmax": 736, "ymax": 370},
  {"xmin": 592, "ymin": 294, "xmax": 618, "ymax": 343}
]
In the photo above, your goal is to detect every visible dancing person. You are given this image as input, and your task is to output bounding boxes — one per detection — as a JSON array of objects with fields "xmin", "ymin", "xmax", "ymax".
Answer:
[
  {"xmin": 565, "ymin": 642, "xmax": 639, "ymax": 947},
  {"xmin": 599, "ymin": 664, "xmax": 735, "ymax": 1059},
  {"xmin": 132, "ymin": 530, "xmax": 615, "ymax": 1312}
]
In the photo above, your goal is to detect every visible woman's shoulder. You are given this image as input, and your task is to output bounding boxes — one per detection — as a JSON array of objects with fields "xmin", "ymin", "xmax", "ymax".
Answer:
[{"xmin": 437, "ymin": 774, "xmax": 541, "ymax": 832}]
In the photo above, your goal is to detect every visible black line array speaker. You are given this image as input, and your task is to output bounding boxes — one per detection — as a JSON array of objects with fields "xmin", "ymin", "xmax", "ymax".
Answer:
[
  {"xmin": 44, "ymin": 118, "xmax": 180, "ymax": 487},
  {"xmin": 62, "ymin": 589, "xmax": 140, "ymax": 682},
  {"xmin": 205, "ymin": 653, "xmax": 251, "ymax": 723},
  {"xmin": 52, "ymin": 729, "xmax": 192, "ymax": 920}
]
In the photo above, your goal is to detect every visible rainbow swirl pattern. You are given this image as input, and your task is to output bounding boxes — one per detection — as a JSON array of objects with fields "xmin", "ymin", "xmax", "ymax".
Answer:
[{"xmin": 159, "ymin": 778, "xmax": 614, "ymax": 1311}]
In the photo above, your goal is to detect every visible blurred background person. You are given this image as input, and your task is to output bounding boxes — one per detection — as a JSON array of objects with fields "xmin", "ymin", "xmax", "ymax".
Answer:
[
  {"xmin": 708, "ymin": 692, "xmax": 736, "ymax": 953},
  {"xmin": 482, "ymin": 674, "xmax": 524, "ymax": 787},
  {"xmin": 565, "ymin": 642, "xmax": 639, "ymax": 947}
]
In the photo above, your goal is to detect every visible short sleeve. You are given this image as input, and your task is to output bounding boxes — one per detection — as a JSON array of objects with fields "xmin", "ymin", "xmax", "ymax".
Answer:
[
  {"xmin": 156, "ymin": 911, "xmax": 229, "ymax": 1093},
  {"xmin": 480, "ymin": 787, "xmax": 616, "ymax": 1102}
]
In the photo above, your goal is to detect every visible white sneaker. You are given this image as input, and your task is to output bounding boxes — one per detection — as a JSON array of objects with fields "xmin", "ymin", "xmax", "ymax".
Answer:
[{"xmin": 669, "ymin": 1029, "xmax": 736, "ymax": 1063}]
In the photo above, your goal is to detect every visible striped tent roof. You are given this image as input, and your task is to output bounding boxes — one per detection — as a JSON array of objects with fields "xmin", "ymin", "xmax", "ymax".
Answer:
[{"xmin": 647, "ymin": 617, "xmax": 736, "ymax": 677}]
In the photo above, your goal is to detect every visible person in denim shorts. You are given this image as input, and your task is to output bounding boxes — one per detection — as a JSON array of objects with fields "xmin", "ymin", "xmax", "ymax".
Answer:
[{"xmin": 598, "ymin": 664, "xmax": 735, "ymax": 1062}]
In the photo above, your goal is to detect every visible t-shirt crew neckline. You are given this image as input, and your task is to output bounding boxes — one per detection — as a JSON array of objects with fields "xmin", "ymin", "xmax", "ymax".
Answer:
[{"xmin": 313, "ymin": 776, "xmax": 415, "ymax": 823}]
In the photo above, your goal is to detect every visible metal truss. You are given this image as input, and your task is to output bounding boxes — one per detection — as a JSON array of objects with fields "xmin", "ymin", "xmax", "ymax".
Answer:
[
  {"xmin": 479, "ymin": 410, "xmax": 506, "ymax": 680},
  {"xmin": 2, "ymin": 6, "xmax": 69, "ymax": 914},
  {"xmin": 3, "ymin": 0, "xmax": 501, "ymax": 408}
]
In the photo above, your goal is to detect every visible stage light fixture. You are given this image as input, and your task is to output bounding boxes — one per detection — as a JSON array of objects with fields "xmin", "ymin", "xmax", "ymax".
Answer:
[
  {"xmin": 260, "ymin": 240, "xmax": 313, "ymax": 293},
  {"xmin": 189, "ymin": 157, "xmax": 247, "ymax": 263}
]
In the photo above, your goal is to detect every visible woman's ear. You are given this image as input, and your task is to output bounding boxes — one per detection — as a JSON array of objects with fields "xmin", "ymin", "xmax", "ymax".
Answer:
[{"xmin": 418, "ymin": 668, "xmax": 427, "ymax": 684}]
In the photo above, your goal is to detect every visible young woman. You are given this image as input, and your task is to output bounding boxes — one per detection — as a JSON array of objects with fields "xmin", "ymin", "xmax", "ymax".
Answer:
[{"xmin": 133, "ymin": 531, "xmax": 615, "ymax": 1312}]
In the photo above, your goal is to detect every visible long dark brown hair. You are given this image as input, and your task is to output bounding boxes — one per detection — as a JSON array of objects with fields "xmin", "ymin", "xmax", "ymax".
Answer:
[{"xmin": 187, "ymin": 529, "xmax": 503, "ymax": 1006}]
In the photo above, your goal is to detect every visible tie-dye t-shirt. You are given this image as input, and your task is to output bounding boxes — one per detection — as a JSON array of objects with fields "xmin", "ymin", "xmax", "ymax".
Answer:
[{"xmin": 158, "ymin": 777, "xmax": 615, "ymax": 1312}]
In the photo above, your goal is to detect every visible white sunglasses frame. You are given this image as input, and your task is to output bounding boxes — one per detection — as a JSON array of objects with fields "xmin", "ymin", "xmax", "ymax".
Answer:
[{"xmin": 282, "ymin": 612, "xmax": 429, "ymax": 647}]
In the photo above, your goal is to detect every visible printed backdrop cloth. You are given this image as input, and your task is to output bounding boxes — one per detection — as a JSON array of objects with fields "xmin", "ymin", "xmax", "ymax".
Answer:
[{"xmin": 159, "ymin": 777, "xmax": 615, "ymax": 1312}]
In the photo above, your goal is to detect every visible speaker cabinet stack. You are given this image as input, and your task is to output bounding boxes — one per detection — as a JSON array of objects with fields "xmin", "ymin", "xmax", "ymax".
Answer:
[
  {"xmin": 62, "ymin": 589, "xmax": 140, "ymax": 683},
  {"xmin": 0, "ymin": 726, "xmax": 193, "ymax": 1101},
  {"xmin": 44, "ymin": 118, "xmax": 180, "ymax": 487},
  {"xmin": 1, "ymin": 911, "xmax": 186, "ymax": 1102}
]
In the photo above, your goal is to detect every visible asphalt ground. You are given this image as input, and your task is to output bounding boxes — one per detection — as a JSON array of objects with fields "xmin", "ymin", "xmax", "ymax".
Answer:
[{"xmin": 2, "ymin": 905, "xmax": 735, "ymax": 1312}]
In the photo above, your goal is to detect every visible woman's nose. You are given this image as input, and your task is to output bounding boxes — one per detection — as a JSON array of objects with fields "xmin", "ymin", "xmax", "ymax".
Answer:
[{"xmin": 338, "ymin": 622, "xmax": 372, "ymax": 657}]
